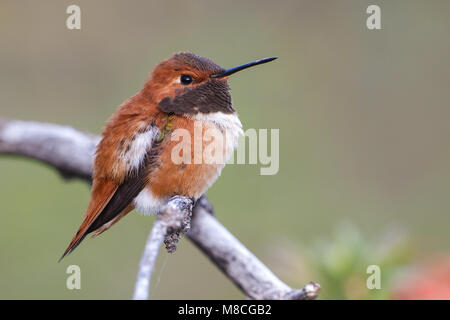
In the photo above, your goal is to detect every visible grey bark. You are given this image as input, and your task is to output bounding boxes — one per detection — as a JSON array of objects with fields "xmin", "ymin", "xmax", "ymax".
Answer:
[{"xmin": 0, "ymin": 118, "xmax": 320, "ymax": 300}]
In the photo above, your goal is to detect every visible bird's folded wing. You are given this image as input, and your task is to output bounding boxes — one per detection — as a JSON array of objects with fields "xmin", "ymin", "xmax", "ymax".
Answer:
[{"xmin": 60, "ymin": 144, "xmax": 160, "ymax": 260}]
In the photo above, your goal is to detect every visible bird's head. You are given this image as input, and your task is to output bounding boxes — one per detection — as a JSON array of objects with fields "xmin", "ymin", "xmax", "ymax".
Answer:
[{"xmin": 142, "ymin": 52, "xmax": 277, "ymax": 116}]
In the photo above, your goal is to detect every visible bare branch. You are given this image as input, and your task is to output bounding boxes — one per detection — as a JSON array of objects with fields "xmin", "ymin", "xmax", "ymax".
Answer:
[
  {"xmin": 0, "ymin": 118, "xmax": 320, "ymax": 300},
  {"xmin": 0, "ymin": 119, "xmax": 97, "ymax": 181},
  {"xmin": 133, "ymin": 196, "xmax": 194, "ymax": 300},
  {"xmin": 132, "ymin": 218, "xmax": 166, "ymax": 300},
  {"xmin": 190, "ymin": 197, "xmax": 320, "ymax": 300}
]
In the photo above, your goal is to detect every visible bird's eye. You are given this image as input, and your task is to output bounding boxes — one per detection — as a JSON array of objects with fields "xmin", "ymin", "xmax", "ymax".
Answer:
[{"xmin": 180, "ymin": 74, "xmax": 193, "ymax": 85}]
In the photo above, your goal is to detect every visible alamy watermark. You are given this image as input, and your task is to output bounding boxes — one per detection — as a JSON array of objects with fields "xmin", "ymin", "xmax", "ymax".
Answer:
[
  {"xmin": 169, "ymin": 121, "xmax": 279, "ymax": 175},
  {"xmin": 66, "ymin": 265, "xmax": 81, "ymax": 290},
  {"xmin": 66, "ymin": 5, "xmax": 81, "ymax": 30},
  {"xmin": 366, "ymin": 5, "xmax": 381, "ymax": 30},
  {"xmin": 366, "ymin": 265, "xmax": 381, "ymax": 290}
]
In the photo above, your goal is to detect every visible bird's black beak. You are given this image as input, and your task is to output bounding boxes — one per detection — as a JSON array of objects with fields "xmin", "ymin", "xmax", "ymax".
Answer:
[{"xmin": 210, "ymin": 57, "xmax": 278, "ymax": 79}]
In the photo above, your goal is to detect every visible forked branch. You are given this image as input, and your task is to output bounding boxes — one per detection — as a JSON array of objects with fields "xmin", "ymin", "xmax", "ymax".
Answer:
[{"xmin": 0, "ymin": 119, "xmax": 320, "ymax": 300}]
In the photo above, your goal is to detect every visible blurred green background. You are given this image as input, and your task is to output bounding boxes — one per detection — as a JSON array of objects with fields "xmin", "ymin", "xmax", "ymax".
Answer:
[{"xmin": 1, "ymin": 0, "xmax": 450, "ymax": 299}]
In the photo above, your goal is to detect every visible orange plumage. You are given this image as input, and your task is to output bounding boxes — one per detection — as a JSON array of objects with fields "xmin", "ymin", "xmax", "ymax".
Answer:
[{"xmin": 60, "ymin": 52, "xmax": 276, "ymax": 259}]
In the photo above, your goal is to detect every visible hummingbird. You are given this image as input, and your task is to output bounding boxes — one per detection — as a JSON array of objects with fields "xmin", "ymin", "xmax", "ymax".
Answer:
[{"xmin": 60, "ymin": 52, "xmax": 277, "ymax": 260}]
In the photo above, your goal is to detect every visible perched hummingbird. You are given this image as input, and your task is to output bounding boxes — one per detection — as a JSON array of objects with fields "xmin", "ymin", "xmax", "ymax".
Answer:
[{"xmin": 61, "ymin": 52, "xmax": 276, "ymax": 260}]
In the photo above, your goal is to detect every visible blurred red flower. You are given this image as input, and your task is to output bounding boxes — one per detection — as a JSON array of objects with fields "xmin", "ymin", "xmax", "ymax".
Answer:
[{"xmin": 392, "ymin": 256, "xmax": 450, "ymax": 300}]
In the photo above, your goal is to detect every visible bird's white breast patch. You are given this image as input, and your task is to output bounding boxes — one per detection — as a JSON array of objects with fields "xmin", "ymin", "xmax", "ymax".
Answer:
[
  {"xmin": 123, "ymin": 126, "xmax": 159, "ymax": 171},
  {"xmin": 133, "ymin": 188, "xmax": 164, "ymax": 215},
  {"xmin": 190, "ymin": 111, "xmax": 243, "ymax": 163}
]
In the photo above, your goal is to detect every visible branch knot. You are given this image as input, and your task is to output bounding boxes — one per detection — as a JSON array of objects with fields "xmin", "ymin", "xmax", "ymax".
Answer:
[{"xmin": 160, "ymin": 196, "xmax": 194, "ymax": 253}]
